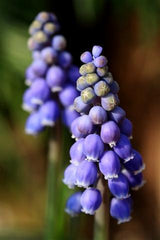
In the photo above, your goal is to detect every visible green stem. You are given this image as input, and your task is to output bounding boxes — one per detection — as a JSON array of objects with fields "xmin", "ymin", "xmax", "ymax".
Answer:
[
  {"xmin": 94, "ymin": 177, "xmax": 110, "ymax": 240},
  {"xmin": 45, "ymin": 121, "xmax": 62, "ymax": 240}
]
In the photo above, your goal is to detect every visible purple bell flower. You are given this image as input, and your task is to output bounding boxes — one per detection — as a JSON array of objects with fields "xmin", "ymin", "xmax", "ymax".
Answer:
[
  {"xmin": 25, "ymin": 112, "xmax": 43, "ymax": 135},
  {"xmin": 30, "ymin": 79, "xmax": 50, "ymax": 105},
  {"xmin": 100, "ymin": 121, "xmax": 120, "ymax": 147},
  {"xmin": 36, "ymin": 12, "xmax": 50, "ymax": 23},
  {"xmin": 122, "ymin": 169, "xmax": 145, "ymax": 190},
  {"xmin": 109, "ymin": 106, "xmax": 126, "ymax": 124},
  {"xmin": 39, "ymin": 100, "xmax": 60, "ymax": 126},
  {"xmin": 110, "ymin": 198, "xmax": 132, "ymax": 224},
  {"xmin": 101, "ymin": 93, "xmax": 119, "ymax": 111},
  {"xmin": 94, "ymin": 55, "xmax": 108, "ymax": 68},
  {"xmin": 92, "ymin": 45, "xmax": 103, "ymax": 58},
  {"xmin": 76, "ymin": 115, "xmax": 93, "ymax": 137},
  {"xmin": 124, "ymin": 149, "xmax": 145, "ymax": 174},
  {"xmin": 32, "ymin": 59, "xmax": 47, "ymax": 77},
  {"xmin": 65, "ymin": 192, "xmax": 82, "ymax": 216},
  {"xmin": 74, "ymin": 96, "xmax": 90, "ymax": 114},
  {"xmin": 25, "ymin": 65, "xmax": 37, "ymax": 86},
  {"xmin": 32, "ymin": 50, "xmax": 41, "ymax": 60},
  {"xmin": 89, "ymin": 106, "xmax": 107, "ymax": 125},
  {"xmin": 59, "ymin": 85, "xmax": 78, "ymax": 107},
  {"xmin": 22, "ymin": 89, "xmax": 37, "ymax": 112},
  {"xmin": 108, "ymin": 173, "xmax": 130, "ymax": 199},
  {"xmin": 62, "ymin": 107, "xmax": 79, "ymax": 128},
  {"xmin": 83, "ymin": 134, "xmax": 104, "ymax": 162},
  {"xmin": 80, "ymin": 188, "xmax": 102, "ymax": 215},
  {"xmin": 119, "ymin": 118, "xmax": 133, "ymax": 138},
  {"xmin": 113, "ymin": 134, "xmax": 134, "ymax": 162},
  {"xmin": 46, "ymin": 66, "xmax": 66, "ymax": 92},
  {"xmin": 109, "ymin": 81, "xmax": 120, "ymax": 94},
  {"xmin": 99, "ymin": 150, "xmax": 121, "ymax": 179},
  {"xmin": 71, "ymin": 118, "xmax": 85, "ymax": 139},
  {"xmin": 80, "ymin": 51, "xmax": 93, "ymax": 63},
  {"xmin": 52, "ymin": 35, "xmax": 67, "ymax": 51},
  {"xmin": 41, "ymin": 47, "xmax": 57, "ymax": 64},
  {"xmin": 58, "ymin": 51, "xmax": 72, "ymax": 68},
  {"xmin": 63, "ymin": 164, "xmax": 77, "ymax": 189},
  {"xmin": 75, "ymin": 161, "xmax": 98, "ymax": 188},
  {"xmin": 70, "ymin": 138, "xmax": 85, "ymax": 166}
]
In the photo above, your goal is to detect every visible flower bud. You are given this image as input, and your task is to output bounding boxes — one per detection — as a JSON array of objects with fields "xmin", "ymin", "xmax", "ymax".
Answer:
[
  {"xmin": 94, "ymin": 56, "xmax": 107, "ymax": 68},
  {"xmin": 100, "ymin": 121, "xmax": 120, "ymax": 147},
  {"xmin": 58, "ymin": 51, "xmax": 72, "ymax": 68},
  {"xmin": 29, "ymin": 20, "xmax": 42, "ymax": 35},
  {"xmin": 85, "ymin": 73, "xmax": 99, "ymax": 85},
  {"xmin": 101, "ymin": 93, "xmax": 119, "ymax": 111},
  {"xmin": 75, "ymin": 161, "xmax": 98, "ymax": 188},
  {"xmin": 108, "ymin": 173, "xmax": 130, "ymax": 199},
  {"xmin": 63, "ymin": 164, "xmax": 77, "ymax": 189},
  {"xmin": 119, "ymin": 118, "xmax": 133, "ymax": 138},
  {"xmin": 79, "ymin": 63, "xmax": 95, "ymax": 75},
  {"xmin": 113, "ymin": 134, "xmax": 133, "ymax": 162},
  {"xmin": 46, "ymin": 66, "xmax": 66, "ymax": 92},
  {"xmin": 122, "ymin": 169, "xmax": 145, "ymax": 190},
  {"xmin": 94, "ymin": 80, "xmax": 110, "ymax": 97},
  {"xmin": 109, "ymin": 81, "xmax": 120, "ymax": 94},
  {"xmin": 30, "ymin": 79, "xmax": 50, "ymax": 105},
  {"xmin": 32, "ymin": 30, "xmax": 48, "ymax": 45},
  {"xmin": 43, "ymin": 22, "xmax": 58, "ymax": 35},
  {"xmin": 71, "ymin": 118, "xmax": 85, "ymax": 139},
  {"xmin": 25, "ymin": 65, "xmax": 37, "ymax": 85},
  {"xmin": 109, "ymin": 106, "xmax": 126, "ymax": 124},
  {"xmin": 41, "ymin": 47, "xmax": 57, "ymax": 64},
  {"xmin": 99, "ymin": 150, "xmax": 121, "ymax": 179},
  {"xmin": 96, "ymin": 66, "xmax": 108, "ymax": 77},
  {"xmin": 81, "ymin": 188, "xmax": 102, "ymax": 215},
  {"xmin": 103, "ymin": 72, "xmax": 114, "ymax": 85},
  {"xmin": 89, "ymin": 106, "xmax": 107, "ymax": 125},
  {"xmin": 65, "ymin": 192, "xmax": 82, "ymax": 216},
  {"xmin": 52, "ymin": 35, "xmax": 67, "ymax": 50},
  {"xmin": 83, "ymin": 134, "xmax": 104, "ymax": 162},
  {"xmin": 70, "ymin": 139, "xmax": 85, "ymax": 165},
  {"xmin": 39, "ymin": 100, "xmax": 60, "ymax": 126},
  {"xmin": 124, "ymin": 149, "xmax": 145, "ymax": 174},
  {"xmin": 81, "ymin": 87, "xmax": 96, "ymax": 104},
  {"xmin": 77, "ymin": 76, "xmax": 89, "ymax": 91},
  {"xmin": 25, "ymin": 112, "xmax": 43, "ymax": 135},
  {"xmin": 36, "ymin": 12, "xmax": 50, "ymax": 23},
  {"xmin": 32, "ymin": 59, "xmax": 47, "ymax": 77},
  {"xmin": 22, "ymin": 89, "xmax": 37, "ymax": 112},
  {"xmin": 74, "ymin": 96, "xmax": 90, "ymax": 114},
  {"xmin": 68, "ymin": 65, "xmax": 80, "ymax": 84},
  {"xmin": 110, "ymin": 198, "xmax": 132, "ymax": 224},
  {"xmin": 92, "ymin": 45, "xmax": 103, "ymax": 58},
  {"xmin": 80, "ymin": 51, "xmax": 92, "ymax": 63},
  {"xmin": 77, "ymin": 115, "xmax": 93, "ymax": 136},
  {"xmin": 59, "ymin": 85, "xmax": 78, "ymax": 107}
]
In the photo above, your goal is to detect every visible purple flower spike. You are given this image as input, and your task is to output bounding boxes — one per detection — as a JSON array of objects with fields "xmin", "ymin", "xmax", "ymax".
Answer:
[
  {"xmin": 32, "ymin": 59, "xmax": 47, "ymax": 77},
  {"xmin": 122, "ymin": 169, "xmax": 146, "ymax": 190},
  {"xmin": 120, "ymin": 118, "xmax": 133, "ymax": 138},
  {"xmin": 94, "ymin": 56, "xmax": 108, "ymax": 68},
  {"xmin": 59, "ymin": 85, "xmax": 78, "ymax": 107},
  {"xmin": 30, "ymin": 79, "xmax": 50, "ymax": 105},
  {"xmin": 80, "ymin": 51, "xmax": 93, "ymax": 63},
  {"xmin": 25, "ymin": 112, "xmax": 43, "ymax": 135},
  {"xmin": 100, "ymin": 121, "xmax": 120, "ymax": 147},
  {"xmin": 65, "ymin": 192, "xmax": 82, "ymax": 216},
  {"xmin": 99, "ymin": 150, "xmax": 121, "ymax": 179},
  {"xmin": 124, "ymin": 149, "xmax": 145, "ymax": 174},
  {"xmin": 80, "ymin": 188, "xmax": 102, "ymax": 215},
  {"xmin": 75, "ymin": 161, "xmax": 98, "ymax": 188},
  {"xmin": 62, "ymin": 107, "xmax": 79, "ymax": 128},
  {"xmin": 110, "ymin": 198, "xmax": 132, "ymax": 224},
  {"xmin": 52, "ymin": 35, "xmax": 67, "ymax": 50},
  {"xmin": 46, "ymin": 66, "xmax": 66, "ymax": 92},
  {"xmin": 89, "ymin": 106, "xmax": 107, "ymax": 125},
  {"xmin": 109, "ymin": 106, "xmax": 126, "ymax": 124},
  {"xmin": 39, "ymin": 100, "xmax": 60, "ymax": 126},
  {"xmin": 70, "ymin": 139, "xmax": 85, "ymax": 166},
  {"xmin": 63, "ymin": 164, "xmax": 77, "ymax": 189},
  {"xmin": 113, "ymin": 134, "xmax": 134, "ymax": 162},
  {"xmin": 83, "ymin": 134, "xmax": 104, "ymax": 162},
  {"xmin": 41, "ymin": 47, "xmax": 57, "ymax": 64},
  {"xmin": 92, "ymin": 45, "xmax": 103, "ymax": 58},
  {"xmin": 108, "ymin": 173, "xmax": 130, "ymax": 199},
  {"xmin": 74, "ymin": 96, "xmax": 90, "ymax": 114},
  {"xmin": 58, "ymin": 51, "xmax": 72, "ymax": 68}
]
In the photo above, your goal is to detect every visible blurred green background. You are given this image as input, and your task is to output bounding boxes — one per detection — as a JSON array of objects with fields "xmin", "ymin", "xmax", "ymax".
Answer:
[{"xmin": 0, "ymin": 0, "xmax": 160, "ymax": 239}]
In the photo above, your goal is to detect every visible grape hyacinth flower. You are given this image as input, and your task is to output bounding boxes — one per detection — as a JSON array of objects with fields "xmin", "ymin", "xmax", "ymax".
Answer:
[
  {"xmin": 64, "ymin": 46, "xmax": 145, "ymax": 224},
  {"xmin": 23, "ymin": 12, "xmax": 80, "ymax": 135}
]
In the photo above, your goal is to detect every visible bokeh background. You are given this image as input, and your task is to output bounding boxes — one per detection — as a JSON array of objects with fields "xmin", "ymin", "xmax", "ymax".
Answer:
[{"xmin": 0, "ymin": 0, "xmax": 160, "ymax": 239}]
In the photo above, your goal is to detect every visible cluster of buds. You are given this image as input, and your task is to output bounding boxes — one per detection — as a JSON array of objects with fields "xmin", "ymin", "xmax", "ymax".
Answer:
[
  {"xmin": 22, "ymin": 12, "xmax": 80, "ymax": 135},
  {"xmin": 63, "ymin": 46, "xmax": 145, "ymax": 223}
]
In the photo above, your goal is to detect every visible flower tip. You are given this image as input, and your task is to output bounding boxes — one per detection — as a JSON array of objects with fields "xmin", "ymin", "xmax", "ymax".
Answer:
[{"xmin": 117, "ymin": 216, "xmax": 132, "ymax": 224}]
